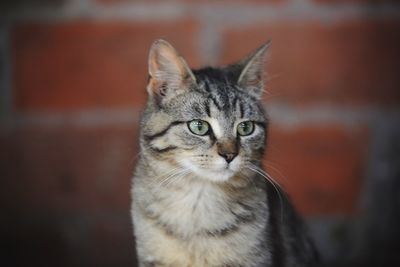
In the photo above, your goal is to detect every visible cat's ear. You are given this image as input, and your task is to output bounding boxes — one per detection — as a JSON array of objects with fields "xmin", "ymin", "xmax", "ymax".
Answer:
[
  {"xmin": 237, "ymin": 41, "xmax": 271, "ymax": 99},
  {"xmin": 147, "ymin": 39, "xmax": 196, "ymax": 104}
]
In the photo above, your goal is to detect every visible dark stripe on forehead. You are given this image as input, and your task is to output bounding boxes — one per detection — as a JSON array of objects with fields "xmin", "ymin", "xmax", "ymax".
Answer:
[
  {"xmin": 242, "ymin": 99, "xmax": 261, "ymax": 119},
  {"xmin": 232, "ymin": 96, "xmax": 238, "ymax": 110},
  {"xmin": 193, "ymin": 103, "xmax": 202, "ymax": 114},
  {"xmin": 203, "ymin": 77, "xmax": 230, "ymax": 112},
  {"xmin": 239, "ymin": 101, "xmax": 244, "ymax": 119},
  {"xmin": 233, "ymin": 96, "xmax": 242, "ymax": 118},
  {"xmin": 209, "ymin": 94, "xmax": 222, "ymax": 111},
  {"xmin": 144, "ymin": 121, "xmax": 184, "ymax": 142},
  {"xmin": 204, "ymin": 101, "xmax": 211, "ymax": 117},
  {"xmin": 217, "ymin": 86, "xmax": 231, "ymax": 113},
  {"xmin": 203, "ymin": 80, "xmax": 211, "ymax": 93}
]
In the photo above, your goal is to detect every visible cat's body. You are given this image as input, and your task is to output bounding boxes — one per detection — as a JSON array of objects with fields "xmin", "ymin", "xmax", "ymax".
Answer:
[{"xmin": 131, "ymin": 40, "xmax": 318, "ymax": 267}]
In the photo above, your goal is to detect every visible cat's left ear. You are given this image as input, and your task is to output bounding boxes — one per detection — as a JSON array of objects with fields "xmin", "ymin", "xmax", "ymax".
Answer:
[
  {"xmin": 237, "ymin": 41, "xmax": 271, "ymax": 99},
  {"xmin": 147, "ymin": 39, "xmax": 196, "ymax": 105}
]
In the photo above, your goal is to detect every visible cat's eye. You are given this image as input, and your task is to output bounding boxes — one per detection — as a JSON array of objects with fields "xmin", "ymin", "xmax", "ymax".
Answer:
[
  {"xmin": 237, "ymin": 121, "xmax": 255, "ymax": 136},
  {"xmin": 188, "ymin": 120, "xmax": 210, "ymax": 136}
]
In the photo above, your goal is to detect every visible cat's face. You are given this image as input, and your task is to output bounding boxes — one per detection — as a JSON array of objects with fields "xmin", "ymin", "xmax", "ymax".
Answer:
[{"xmin": 141, "ymin": 40, "xmax": 269, "ymax": 182}]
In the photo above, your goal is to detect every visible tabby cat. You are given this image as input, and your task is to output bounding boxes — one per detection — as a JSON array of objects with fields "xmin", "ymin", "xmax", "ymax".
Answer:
[{"xmin": 131, "ymin": 39, "xmax": 318, "ymax": 267}]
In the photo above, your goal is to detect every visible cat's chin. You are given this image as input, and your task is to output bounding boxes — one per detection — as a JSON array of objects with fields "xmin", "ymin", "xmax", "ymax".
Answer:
[
  {"xmin": 179, "ymin": 159, "xmax": 237, "ymax": 183},
  {"xmin": 201, "ymin": 169, "xmax": 236, "ymax": 183}
]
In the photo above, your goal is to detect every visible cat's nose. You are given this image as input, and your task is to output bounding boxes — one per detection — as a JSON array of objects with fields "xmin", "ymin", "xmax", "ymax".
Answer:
[
  {"xmin": 217, "ymin": 141, "xmax": 238, "ymax": 164},
  {"xmin": 218, "ymin": 152, "xmax": 238, "ymax": 164}
]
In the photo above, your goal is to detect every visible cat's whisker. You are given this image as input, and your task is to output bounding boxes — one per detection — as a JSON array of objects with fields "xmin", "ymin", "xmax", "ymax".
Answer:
[
  {"xmin": 244, "ymin": 158, "xmax": 286, "ymax": 189},
  {"xmin": 161, "ymin": 168, "xmax": 189, "ymax": 186},
  {"xmin": 261, "ymin": 73, "xmax": 282, "ymax": 98},
  {"xmin": 148, "ymin": 158, "xmax": 193, "ymax": 187},
  {"xmin": 264, "ymin": 161, "xmax": 290, "ymax": 185},
  {"xmin": 252, "ymin": 164, "xmax": 283, "ymax": 190},
  {"xmin": 163, "ymin": 169, "xmax": 190, "ymax": 187},
  {"xmin": 172, "ymin": 170, "xmax": 191, "ymax": 185},
  {"xmin": 245, "ymin": 164, "xmax": 285, "ymax": 223},
  {"xmin": 158, "ymin": 169, "xmax": 187, "ymax": 187},
  {"xmin": 150, "ymin": 166, "xmax": 186, "ymax": 187},
  {"xmin": 264, "ymin": 72, "xmax": 281, "ymax": 82}
]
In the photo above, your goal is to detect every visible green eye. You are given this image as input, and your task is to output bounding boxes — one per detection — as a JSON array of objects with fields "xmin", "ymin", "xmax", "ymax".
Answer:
[
  {"xmin": 237, "ymin": 121, "xmax": 255, "ymax": 136},
  {"xmin": 188, "ymin": 120, "xmax": 210, "ymax": 136}
]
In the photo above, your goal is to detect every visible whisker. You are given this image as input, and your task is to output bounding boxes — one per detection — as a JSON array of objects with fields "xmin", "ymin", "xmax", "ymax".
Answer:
[
  {"xmin": 264, "ymin": 161, "xmax": 290, "ymax": 185},
  {"xmin": 162, "ymin": 169, "xmax": 188, "ymax": 186},
  {"xmin": 150, "ymin": 166, "xmax": 185, "ymax": 187},
  {"xmin": 245, "ymin": 163, "xmax": 285, "ymax": 223},
  {"xmin": 146, "ymin": 157, "xmax": 193, "ymax": 188},
  {"xmin": 253, "ymin": 164, "xmax": 284, "ymax": 189},
  {"xmin": 158, "ymin": 168, "xmax": 188, "ymax": 187},
  {"xmin": 163, "ymin": 169, "xmax": 190, "ymax": 187},
  {"xmin": 241, "ymin": 158, "xmax": 283, "ymax": 189}
]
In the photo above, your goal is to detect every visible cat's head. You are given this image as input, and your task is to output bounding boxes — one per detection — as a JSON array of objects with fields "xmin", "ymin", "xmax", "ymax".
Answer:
[{"xmin": 141, "ymin": 39, "xmax": 270, "ymax": 183}]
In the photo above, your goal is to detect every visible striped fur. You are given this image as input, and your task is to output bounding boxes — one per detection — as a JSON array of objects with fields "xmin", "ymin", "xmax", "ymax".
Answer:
[{"xmin": 131, "ymin": 40, "xmax": 318, "ymax": 267}]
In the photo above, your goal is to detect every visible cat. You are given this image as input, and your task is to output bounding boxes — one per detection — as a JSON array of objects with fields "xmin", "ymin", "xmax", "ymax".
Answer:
[{"xmin": 131, "ymin": 39, "xmax": 318, "ymax": 267}]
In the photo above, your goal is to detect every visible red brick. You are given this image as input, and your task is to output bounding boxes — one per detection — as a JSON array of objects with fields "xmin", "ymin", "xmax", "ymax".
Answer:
[
  {"xmin": 221, "ymin": 19, "xmax": 400, "ymax": 106},
  {"xmin": 13, "ymin": 20, "xmax": 200, "ymax": 112},
  {"xmin": 264, "ymin": 125, "xmax": 369, "ymax": 216},
  {"xmin": 0, "ymin": 124, "xmax": 139, "ymax": 215}
]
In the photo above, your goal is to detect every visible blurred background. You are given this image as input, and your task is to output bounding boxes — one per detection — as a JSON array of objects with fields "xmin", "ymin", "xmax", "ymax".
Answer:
[{"xmin": 1, "ymin": 0, "xmax": 400, "ymax": 266}]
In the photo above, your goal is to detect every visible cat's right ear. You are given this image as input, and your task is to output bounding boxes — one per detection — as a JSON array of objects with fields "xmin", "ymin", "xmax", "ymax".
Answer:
[
  {"xmin": 237, "ymin": 40, "xmax": 271, "ymax": 99},
  {"xmin": 147, "ymin": 39, "xmax": 196, "ymax": 104}
]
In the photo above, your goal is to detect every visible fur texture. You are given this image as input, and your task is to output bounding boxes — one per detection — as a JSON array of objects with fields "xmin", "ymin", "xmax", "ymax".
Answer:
[{"xmin": 131, "ymin": 39, "xmax": 318, "ymax": 267}]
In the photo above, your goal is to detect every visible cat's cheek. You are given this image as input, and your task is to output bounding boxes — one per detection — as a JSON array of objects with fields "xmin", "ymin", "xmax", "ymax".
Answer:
[{"xmin": 179, "ymin": 157, "xmax": 200, "ymax": 175}]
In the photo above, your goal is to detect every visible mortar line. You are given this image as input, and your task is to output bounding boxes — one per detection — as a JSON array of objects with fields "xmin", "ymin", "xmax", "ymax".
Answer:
[
  {"xmin": 0, "ymin": 23, "xmax": 13, "ymax": 123},
  {"xmin": 265, "ymin": 103, "xmax": 400, "ymax": 129},
  {"xmin": 3, "ymin": 105, "xmax": 398, "ymax": 130},
  {"xmin": 196, "ymin": 15, "xmax": 224, "ymax": 66}
]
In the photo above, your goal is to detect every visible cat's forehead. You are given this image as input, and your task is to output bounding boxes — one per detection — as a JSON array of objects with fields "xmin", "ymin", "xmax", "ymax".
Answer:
[
  {"xmin": 192, "ymin": 66, "xmax": 240, "ymax": 89},
  {"xmin": 162, "ymin": 66, "xmax": 265, "ymax": 122},
  {"xmin": 192, "ymin": 67, "xmax": 244, "ymax": 105},
  {"xmin": 170, "ymin": 84, "xmax": 264, "ymax": 124}
]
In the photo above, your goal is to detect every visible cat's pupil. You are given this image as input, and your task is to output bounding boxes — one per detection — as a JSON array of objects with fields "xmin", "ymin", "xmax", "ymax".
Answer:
[
  {"xmin": 193, "ymin": 121, "xmax": 204, "ymax": 131},
  {"xmin": 195, "ymin": 122, "xmax": 203, "ymax": 130}
]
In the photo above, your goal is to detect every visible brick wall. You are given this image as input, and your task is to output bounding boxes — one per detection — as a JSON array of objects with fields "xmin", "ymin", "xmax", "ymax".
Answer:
[{"xmin": 1, "ymin": 0, "xmax": 400, "ymax": 266}]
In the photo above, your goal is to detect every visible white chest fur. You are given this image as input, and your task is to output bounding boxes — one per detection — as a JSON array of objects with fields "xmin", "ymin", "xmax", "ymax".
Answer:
[
  {"xmin": 133, "ymin": 174, "xmax": 269, "ymax": 267},
  {"xmin": 145, "ymin": 178, "xmax": 238, "ymax": 237}
]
